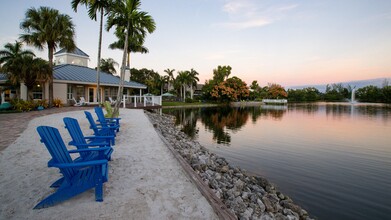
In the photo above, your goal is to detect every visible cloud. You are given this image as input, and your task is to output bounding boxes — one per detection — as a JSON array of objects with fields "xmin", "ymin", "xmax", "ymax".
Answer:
[
  {"xmin": 217, "ymin": 18, "xmax": 271, "ymax": 30},
  {"xmin": 216, "ymin": 0, "xmax": 298, "ymax": 30}
]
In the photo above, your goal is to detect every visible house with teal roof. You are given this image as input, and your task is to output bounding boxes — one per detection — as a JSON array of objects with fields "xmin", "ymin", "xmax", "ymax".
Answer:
[{"xmin": 0, "ymin": 47, "xmax": 147, "ymax": 105}]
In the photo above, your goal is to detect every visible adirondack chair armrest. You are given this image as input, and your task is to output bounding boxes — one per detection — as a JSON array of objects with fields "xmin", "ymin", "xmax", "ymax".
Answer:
[
  {"xmin": 71, "ymin": 142, "xmax": 110, "ymax": 148},
  {"xmin": 49, "ymin": 159, "xmax": 108, "ymax": 169},
  {"xmin": 84, "ymin": 135, "xmax": 115, "ymax": 140},
  {"xmin": 68, "ymin": 147, "xmax": 111, "ymax": 153}
]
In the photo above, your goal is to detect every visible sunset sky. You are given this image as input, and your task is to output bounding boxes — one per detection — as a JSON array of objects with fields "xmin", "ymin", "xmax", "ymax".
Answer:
[{"xmin": 0, "ymin": 0, "xmax": 390, "ymax": 87}]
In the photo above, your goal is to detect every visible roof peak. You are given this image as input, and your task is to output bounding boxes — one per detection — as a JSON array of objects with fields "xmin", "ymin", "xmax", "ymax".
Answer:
[{"xmin": 54, "ymin": 47, "xmax": 89, "ymax": 57}]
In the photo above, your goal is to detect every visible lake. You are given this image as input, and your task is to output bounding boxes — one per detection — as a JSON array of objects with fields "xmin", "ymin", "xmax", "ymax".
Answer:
[{"xmin": 162, "ymin": 103, "xmax": 391, "ymax": 220}]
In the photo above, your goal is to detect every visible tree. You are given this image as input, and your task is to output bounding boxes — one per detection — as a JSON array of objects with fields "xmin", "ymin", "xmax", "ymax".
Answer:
[
  {"xmin": 213, "ymin": 65, "xmax": 231, "ymax": 83},
  {"xmin": 164, "ymin": 68, "xmax": 175, "ymax": 91},
  {"xmin": 210, "ymin": 76, "xmax": 250, "ymax": 102},
  {"xmin": 176, "ymin": 71, "xmax": 190, "ymax": 101},
  {"xmin": 72, "ymin": 0, "xmax": 113, "ymax": 105},
  {"xmin": 109, "ymin": 27, "xmax": 148, "ymax": 66},
  {"xmin": 188, "ymin": 68, "xmax": 199, "ymax": 99},
  {"xmin": 0, "ymin": 41, "xmax": 35, "ymax": 86},
  {"xmin": 20, "ymin": 7, "xmax": 75, "ymax": 107},
  {"xmin": 267, "ymin": 83, "xmax": 287, "ymax": 99},
  {"xmin": 107, "ymin": 0, "xmax": 156, "ymax": 117},
  {"xmin": 98, "ymin": 58, "xmax": 119, "ymax": 75},
  {"xmin": 20, "ymin": 57, "xmax": 51, "ymax": 100}
]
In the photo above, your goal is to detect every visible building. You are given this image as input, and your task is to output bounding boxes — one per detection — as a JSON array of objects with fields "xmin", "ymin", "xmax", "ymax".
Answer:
[{"xmin": 0, "ymin": 47, "xmax": 147, "ymax": 105}]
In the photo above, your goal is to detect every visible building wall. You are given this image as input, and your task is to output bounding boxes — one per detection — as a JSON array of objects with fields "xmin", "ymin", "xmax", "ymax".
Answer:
[
  {"xmin": 53, "ymin": 83, "xmax": 68, "ymax": 105},
  {"xmin": 55, "ymin": 54, "xmax": 88, "ymax": 67}
]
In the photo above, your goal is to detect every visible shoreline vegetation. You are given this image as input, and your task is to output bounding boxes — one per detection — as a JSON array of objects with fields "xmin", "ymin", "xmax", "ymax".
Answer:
[{"xmin": 146, "ymin": 110, "xmax": 313, "ymax": 220}]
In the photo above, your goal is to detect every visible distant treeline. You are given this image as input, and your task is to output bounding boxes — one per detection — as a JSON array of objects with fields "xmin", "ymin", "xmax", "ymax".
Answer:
[{"xmin": 287, "ymin": 83, "xmax": 391, "ymax": 103}]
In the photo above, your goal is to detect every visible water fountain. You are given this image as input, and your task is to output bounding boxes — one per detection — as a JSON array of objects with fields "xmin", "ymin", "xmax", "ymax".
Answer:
[{"xmin": 351, "ymin": 88, "xmax": 356, "ymax": 104}]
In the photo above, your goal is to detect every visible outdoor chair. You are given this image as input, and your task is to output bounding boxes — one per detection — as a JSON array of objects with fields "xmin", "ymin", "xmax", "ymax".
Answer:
[
  {"xmin": 85, "ymin": 111, "xmax": 117, "ymax": 144},
  {"xmin": 35, "ymin": 126, "xmax": 109, "ymax": 209},
  {"xmin": 94, "ymin": 107, "xmax": 121, "ymax": 132},
  {"xmin": 63, "ymin": 117, "xmax": 114, "ymax": 159}
]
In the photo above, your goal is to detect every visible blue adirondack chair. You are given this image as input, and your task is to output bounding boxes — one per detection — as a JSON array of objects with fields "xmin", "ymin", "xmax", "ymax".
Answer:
[
  {"xmin": 85, "ymin": 111, "xmax": 117, "ymax": 142},
  {"xmin": 63, "ymin": 117, "xmax": 114, "ymax": 159},
  {"xmin": 35, "ymin": 126, "xmax": 109, "ymax": 209},
  {"xmin": 94, "ymin": 107, "xmax": 120, "ymax": 132}
]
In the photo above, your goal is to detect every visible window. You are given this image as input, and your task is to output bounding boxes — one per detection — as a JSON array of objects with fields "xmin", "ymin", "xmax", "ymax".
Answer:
[
  {"xmin": 75, "ymin": 85, "xmax": 84, "ymax": 99},
  {"xmin": 67, "ymin": 85, "xmax": 73, "ymax": 99},
  {"xmin": 32, "ymin": 84, "xmax": 43, "ymax": 100}
]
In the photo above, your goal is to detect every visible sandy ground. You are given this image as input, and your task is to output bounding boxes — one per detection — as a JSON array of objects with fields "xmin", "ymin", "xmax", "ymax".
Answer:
[{"xmin": 0, "ymin": 109, "xmax": 218, "ymax": 219}]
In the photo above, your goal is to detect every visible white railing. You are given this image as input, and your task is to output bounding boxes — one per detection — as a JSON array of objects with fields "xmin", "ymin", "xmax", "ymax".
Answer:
[
  {"xmin": 122, "ymin": 95, "xmax": 162, "ymax": 108},
  {"xmin": 262, "ymin": 99, "xmax": 288, "ymax": 104}
]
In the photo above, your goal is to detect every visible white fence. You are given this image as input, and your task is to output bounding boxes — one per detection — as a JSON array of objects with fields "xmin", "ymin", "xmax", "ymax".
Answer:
[
  {"xmin": 262, "ymin": 99, "xmax": 288, "ymax": 104},
  {"xmin": 122, "ymin": 95, "xmax": 162, "ymax": 108}
]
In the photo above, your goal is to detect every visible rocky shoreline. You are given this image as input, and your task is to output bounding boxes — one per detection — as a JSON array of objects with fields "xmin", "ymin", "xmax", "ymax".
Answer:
[{"xmin": 146, "ymin": 111, "xmax": 313, "ymax": 220}]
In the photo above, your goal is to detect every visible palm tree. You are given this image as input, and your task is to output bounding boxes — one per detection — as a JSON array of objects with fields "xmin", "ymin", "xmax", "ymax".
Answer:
[
  {"xmin": 164, "ymin": 68, "xmax": 175, "ymax": 91},
  {"xmin": 0, "ymin": 41, "xmax": 35, "ymax": 86},
  {"xmin": 109, "ymin": 27, "xmax": 149, "ymax": 66},
  {"xmin": 107, "ymin": 0, "xmax": 156, "ymax": 116},
  {"xmin": 20, "ymin": 7, "xmax": 75, "ymax": 107},
  {"xmin": 72, "ymin": 0, "xmax": 112, "ymax": 105},
  {"xmin": 177, "ymin": 71, "xmax": 191, "ymax": 102},
  {"xmin": 20, "ymin": 56, "xmax": 51, "ymax": 100},
  {"xmin": 188, "ymin": 68, "xmax": 199, "ymax": 99},
  {"xmin": 98, "ymin": 58, "xmax": 119, "ymax": 75}
]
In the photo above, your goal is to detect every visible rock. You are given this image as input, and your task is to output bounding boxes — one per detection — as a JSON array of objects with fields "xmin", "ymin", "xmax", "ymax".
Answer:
[
  {"xmin": 257, "ymin": 198, "xmax": 266, "ymax": 212},
  {"xmin": 220, "ymin": 165, "xmax": 229, "ymax": 173},
  {"xmin": 262, "ymin": 196, "xmax": 275, "ymax": 212},
  {"xmin": 240, "ymin": 208, "xmax": 253, "ymax": 220},
  {"xmin": 260, "ymin": 213, "xmax": 274, "ymax": 220}
]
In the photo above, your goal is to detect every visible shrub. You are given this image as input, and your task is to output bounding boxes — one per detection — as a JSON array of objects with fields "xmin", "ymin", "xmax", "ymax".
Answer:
[
  {"xmin": 10, "ymin": 99, "xmax": 37, "ymax": 112},
  {"xmin": 53, "ymin": 98, "xmax": 63, "ymax": 108},
  {"xmin": 36, "ymin": 99, "xmax": 49, "ymax": 108},
  {"xmin": 185, "ymin": 98, "xmax": 194, "ymax": 103},
  {"xmin": 103, "ymin": 101, "xmax": 118, "ymax": 117}
]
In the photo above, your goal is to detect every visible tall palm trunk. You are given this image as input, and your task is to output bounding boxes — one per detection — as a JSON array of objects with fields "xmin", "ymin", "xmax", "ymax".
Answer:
[
  {"xmin": 48, "ymin": 46, "xmax": 54, "ymax": 107},
  {"xmin": 113, "ymin": 20, "xmax": 130, "ymax": 117},
  {"xmin": 96, "ymin": 9, "xmax": 104, "ymax": 105}
]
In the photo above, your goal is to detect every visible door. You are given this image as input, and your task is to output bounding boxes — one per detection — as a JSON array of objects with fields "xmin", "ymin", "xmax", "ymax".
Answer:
[{"xmin": 88, "ymin": 87, "xmax": 95, "ymax": 103}]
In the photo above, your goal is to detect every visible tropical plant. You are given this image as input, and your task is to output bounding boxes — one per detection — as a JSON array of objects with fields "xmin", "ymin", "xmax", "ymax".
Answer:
[
  {"xmin": 188, "ymin": 68, "xmax": 199, "ymax": 99},
  {"xmin": 72, "ymin": 0, "xmax": 113, "ymax": 105},
  {"xmin": 164, "ymin": 68, "xmax": 175, "ymax": 91},
  {"xmin": 109, "ymin": 27, "xmax": 148, "ymax": 66},
  {"xmin": 20, "ymin": 6, "xmax": 76, "ymax": 107},
  {"xmin": 0, "ymin": 41, "xmax": 35, "ymax": 86},
  {"xmin": 106, "ymin": 0, "xmax": 156, "ymax": 116},
  {"xmin": 213, "ymin": 65, "xmax": 232, "ymax": 84},
  {"xmin": 98, "ymin": 58, "xmax": 119, "ymax": 75}
]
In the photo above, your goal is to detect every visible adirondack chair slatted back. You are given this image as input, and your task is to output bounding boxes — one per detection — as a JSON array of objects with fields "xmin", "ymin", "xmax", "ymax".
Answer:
[
  {"xmin": 94, "ymin": 107, "xmax": 108, "ymax": 126},
  {"xmin": 37, "ymin": 126, "xmax": 77, "ymax": 179},
  {"xmin": 85, "ymin": 111, "xmax": 99, "ymax": 134},
  {"xmin": 63, "ymin": 117, "xmax": 89, "ymax": 158}
]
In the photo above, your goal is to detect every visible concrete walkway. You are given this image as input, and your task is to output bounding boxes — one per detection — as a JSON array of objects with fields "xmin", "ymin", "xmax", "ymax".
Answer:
[{"xmin": 0, "ymin": 109, "xmax": 218, "ymax": 219}]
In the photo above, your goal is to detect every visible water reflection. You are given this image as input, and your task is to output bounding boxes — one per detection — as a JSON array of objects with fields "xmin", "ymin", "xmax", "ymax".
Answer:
[
  {"xmin": 163, "ymin": 103, "xmax": 391, "ymax": 220},
  {"xmin": 164, "ymin": 105, "xmax": 289, "ymax": 144}
]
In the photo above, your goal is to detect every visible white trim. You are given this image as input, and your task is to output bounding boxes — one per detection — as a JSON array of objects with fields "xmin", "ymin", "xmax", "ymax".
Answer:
[{"xmin": 54, "ymin": 52, "xmax": 89, "ymax": 59}]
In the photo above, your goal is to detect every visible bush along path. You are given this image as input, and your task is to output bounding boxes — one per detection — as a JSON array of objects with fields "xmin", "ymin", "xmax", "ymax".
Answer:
[{"xmin": 146, "ymin": 111, "xmax": 313, "ymax": 220}]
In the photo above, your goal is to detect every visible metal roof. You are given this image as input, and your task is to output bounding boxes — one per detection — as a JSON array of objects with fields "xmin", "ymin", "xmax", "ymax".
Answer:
[
  {"xmin": 0, "ymin": 73, "xmax": 7, "ymax": 81},
  {"xmin": 54, "ymin": 64, "xmax": 147, "ymax": 89},
  {"xmin": 54, "ymin": 47, "xmax": 89, "ymax": 57}
]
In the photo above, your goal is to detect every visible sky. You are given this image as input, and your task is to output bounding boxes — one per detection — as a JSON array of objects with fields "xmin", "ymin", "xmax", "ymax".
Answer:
[{"xmin": 0, "ymin": 0, "xmax": 390, "ymax": 87}]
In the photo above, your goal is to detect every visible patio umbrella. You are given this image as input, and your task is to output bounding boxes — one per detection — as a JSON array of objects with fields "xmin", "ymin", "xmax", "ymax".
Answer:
[{"xmin": 161, "ymin": 92, "xmax": 175, "ymax": 97}]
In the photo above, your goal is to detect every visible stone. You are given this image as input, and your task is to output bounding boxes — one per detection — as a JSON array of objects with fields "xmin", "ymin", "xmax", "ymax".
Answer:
[
  {"xmin": 221, "ymin": 165, "xmax": 229, "ymax": 173},
  {"xmin": 257, "ymin": 198, "xmax": 266, "ymax": 212}
]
